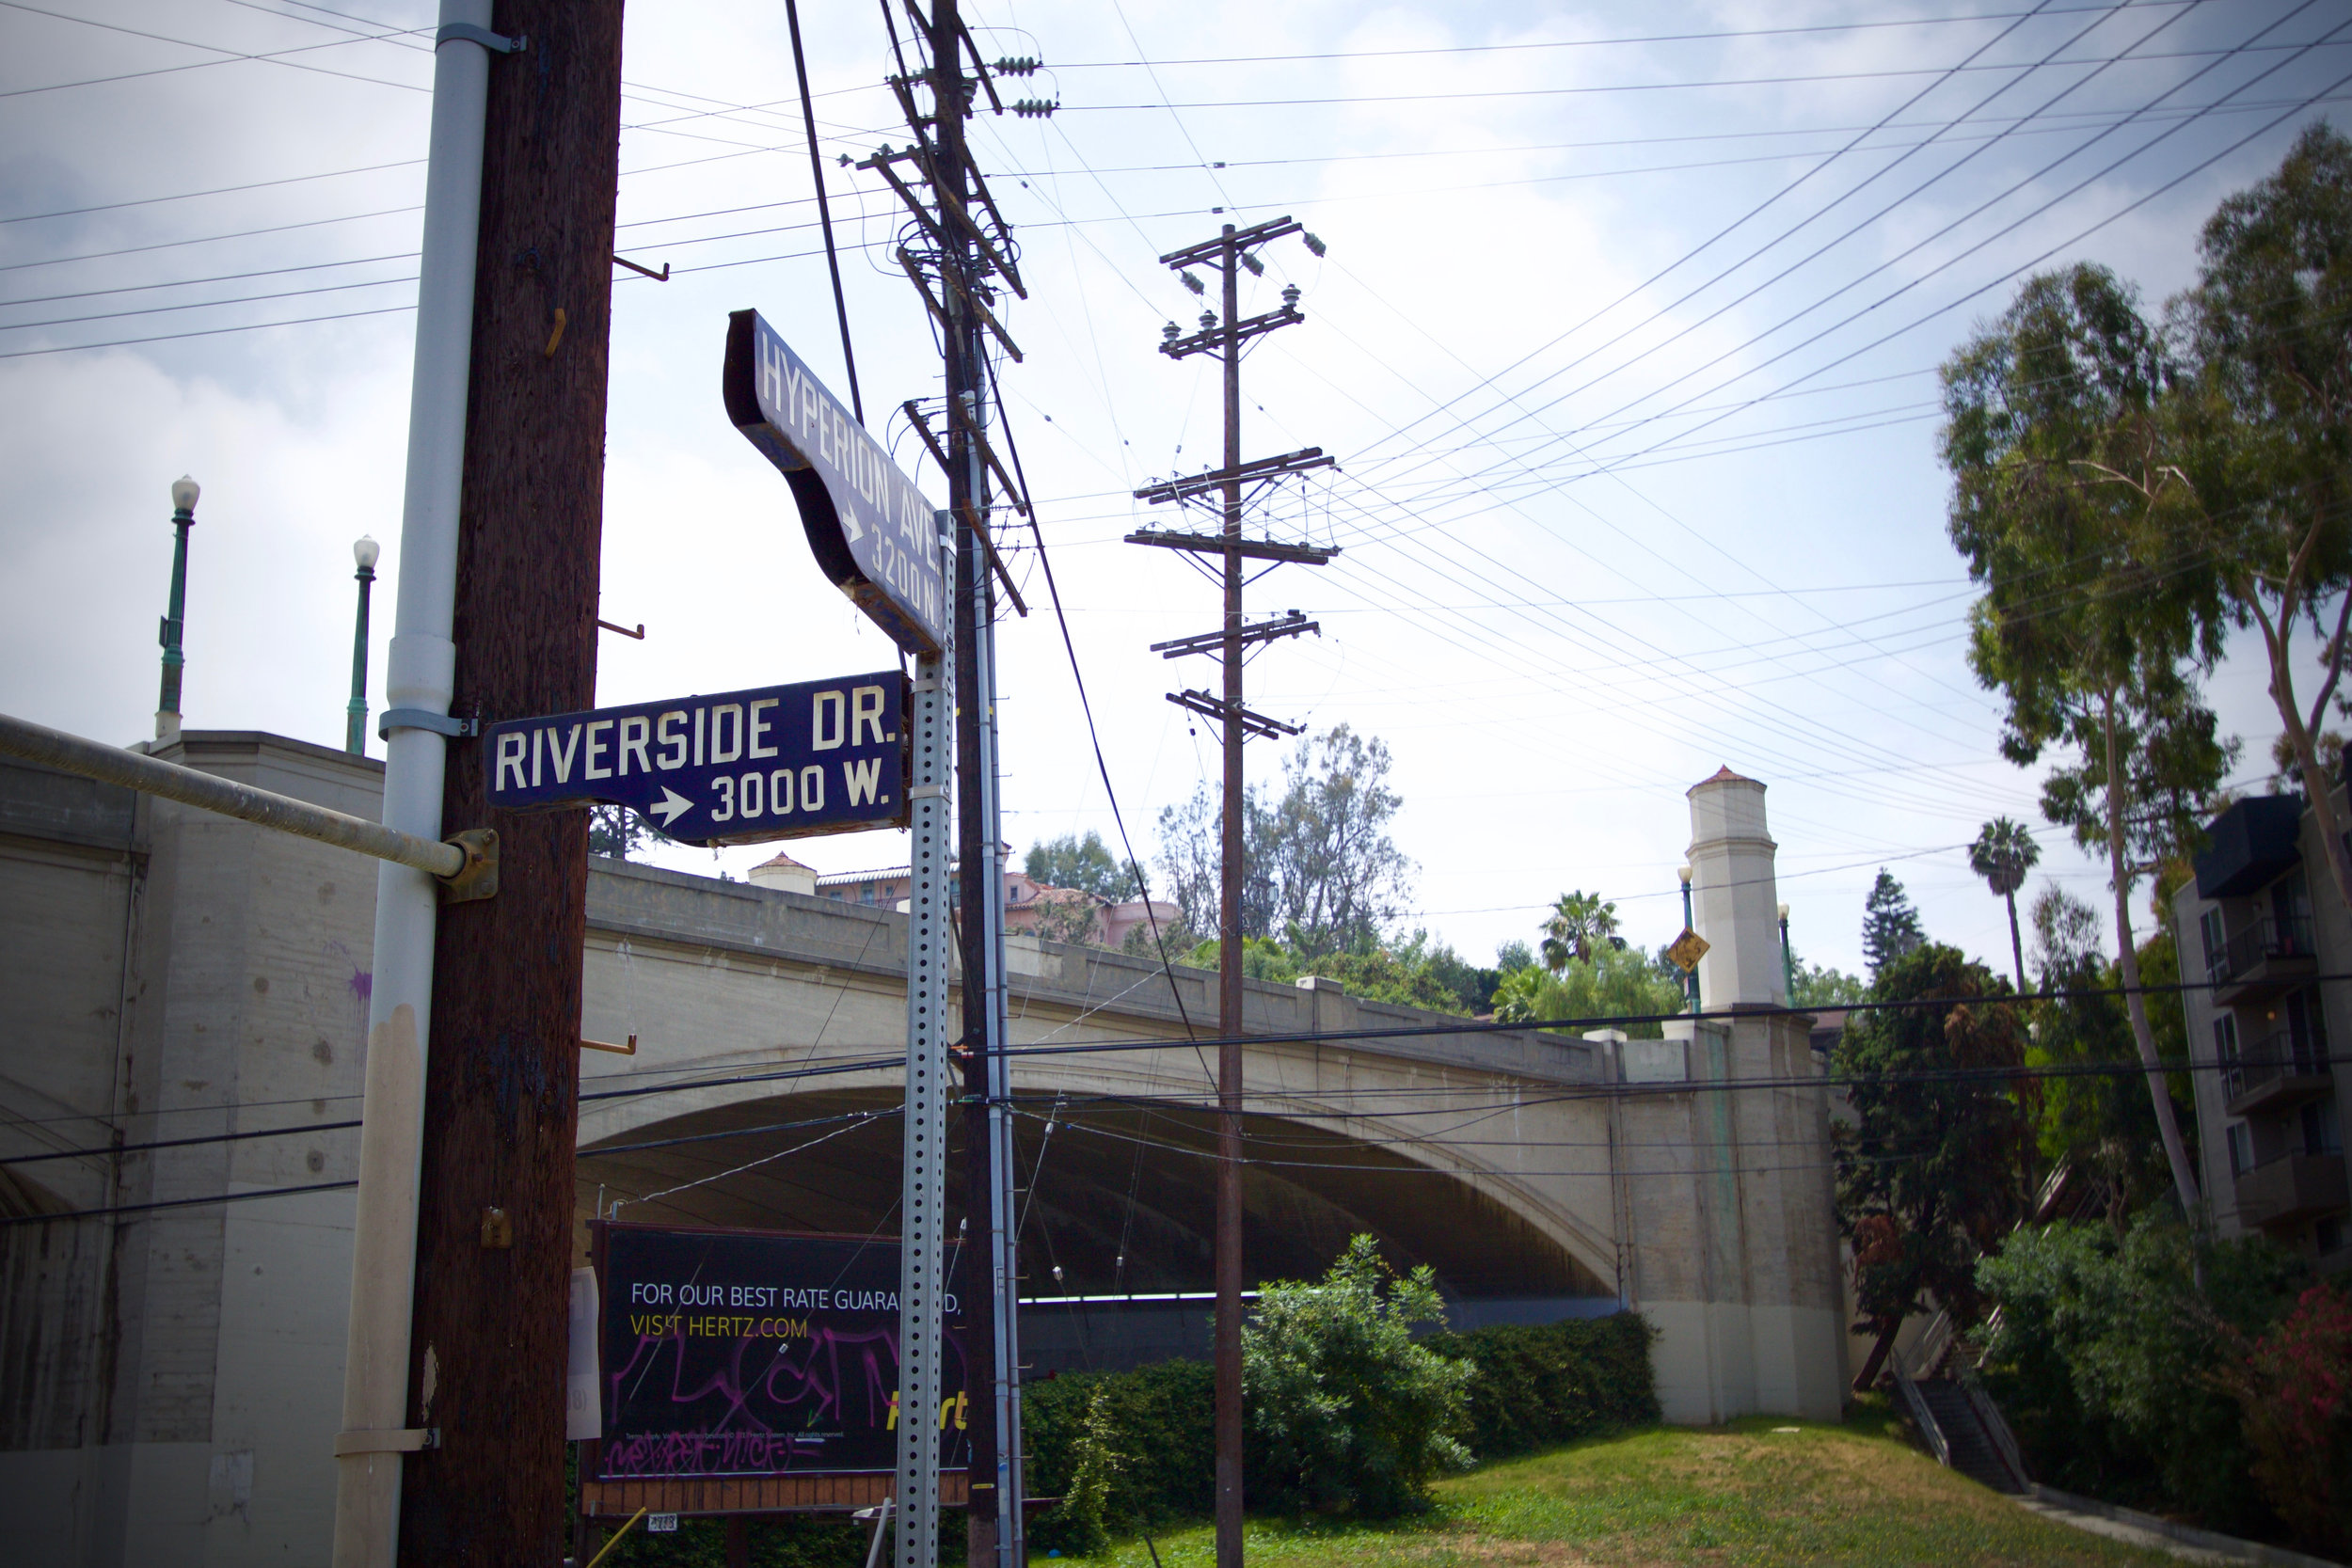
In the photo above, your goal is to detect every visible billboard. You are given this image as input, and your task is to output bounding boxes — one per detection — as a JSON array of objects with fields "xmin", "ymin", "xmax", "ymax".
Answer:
[{"xmin": 595, "ymin": 1223, "xmax": 970, "ymax": 1481}]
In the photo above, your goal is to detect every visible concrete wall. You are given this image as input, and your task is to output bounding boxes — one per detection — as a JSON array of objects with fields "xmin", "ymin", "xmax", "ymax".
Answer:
[{"xmin": 0, "ymin": 737, "xmax": 373, "ymax": 1568}]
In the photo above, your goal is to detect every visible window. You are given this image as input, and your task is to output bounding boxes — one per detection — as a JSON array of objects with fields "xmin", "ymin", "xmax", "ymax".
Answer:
[
  {"xmin": 2302, "ymin": 1099, "xmax": 2342, "ymax": 1157},
  {"xmin": 2229, "ymin": 1121, "xmax": 2254, "ymax": 1179},
  {"xmin": 2201, "ymin": 908, "xmax": 2229, "ymax": 983},
  {"xmin": 2216, "ymin": 1013, "xmax": 2243, "ymax": 1101}
]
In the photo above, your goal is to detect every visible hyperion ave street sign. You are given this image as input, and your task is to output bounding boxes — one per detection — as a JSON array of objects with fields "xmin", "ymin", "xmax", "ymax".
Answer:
[
  {"xmin": 723, "ymin": 309, "xmax": 949, "ymax": 657},
  {"xmin": 483, "ymin": 674, "xmax": 907, "ymax": 846}
]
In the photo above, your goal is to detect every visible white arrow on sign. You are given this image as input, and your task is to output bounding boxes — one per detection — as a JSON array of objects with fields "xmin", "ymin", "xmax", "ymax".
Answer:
[
  {"xmin": 650, "ymin": 786, "xmax": 692, "ymax": 828},
  {"xmin": 839, "ymin": 505, "xmax": 864, "ymax": 545}
]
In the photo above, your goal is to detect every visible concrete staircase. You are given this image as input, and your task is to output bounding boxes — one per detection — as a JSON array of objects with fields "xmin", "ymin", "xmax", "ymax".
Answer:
[{"xmin": 1913, "ymin": 1377, "xmax": 2025, "ymax": 1495}]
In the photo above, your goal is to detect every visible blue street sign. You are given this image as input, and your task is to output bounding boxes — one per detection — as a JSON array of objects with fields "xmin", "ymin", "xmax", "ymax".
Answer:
[
  {"xmin": 483, "ymin": 674, "xmax": 907, "ymax": 847},
  {"xmin": 723, "ymin": 309, "xmax": 950, "ymax": 657}
]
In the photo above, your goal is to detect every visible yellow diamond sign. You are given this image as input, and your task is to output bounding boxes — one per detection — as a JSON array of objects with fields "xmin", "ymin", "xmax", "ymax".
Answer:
[{"xmin": 1666, "ymin": 927, "xmax": 1710, "ymax": 974}]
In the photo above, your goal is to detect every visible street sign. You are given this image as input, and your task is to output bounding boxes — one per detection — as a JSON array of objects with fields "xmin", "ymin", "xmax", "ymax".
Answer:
[
  {"xmin": 723, "ymin": 309, "xmax": 950, "ymax": 657},
  {"xmin": 1666, "ymin": 927, "xmax": 1710, "ymax": 974},
  {"xmin": 483, "ymin": 674, "xmax": 907, "ymax": 847}
]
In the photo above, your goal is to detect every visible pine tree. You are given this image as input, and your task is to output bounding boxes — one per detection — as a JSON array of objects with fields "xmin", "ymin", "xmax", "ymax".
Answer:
[{"xmin": 1861, "ymin": 869, "xmax": 1926, "ymax": 978}]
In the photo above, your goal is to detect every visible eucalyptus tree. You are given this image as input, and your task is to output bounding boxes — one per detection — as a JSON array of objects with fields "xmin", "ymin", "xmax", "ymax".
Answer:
[
  {"xmin": 1968, "ymin": 816, "xmax": 2042, "ymax": 992},
  {"xmin": 2169, "ymin": 123, "xmax": 2352, "ymax": 911},
  {"xmin": 1943, "ymin": 261, "xmax": 2233, "ymax": 1224}
]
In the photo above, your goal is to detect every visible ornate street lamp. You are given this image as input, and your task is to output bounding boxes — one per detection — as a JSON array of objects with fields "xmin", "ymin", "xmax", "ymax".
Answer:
[
  {"xmin": 156, "ymin": 474, "xmax": 199, "ymax": 741},
  {"xmin": 346, "ymin": 535, "xmax": 380, "ymax": 754},
  {"xmin": 1677, "ymin": 863, "xmax": 1699, "ymax": 1013}
]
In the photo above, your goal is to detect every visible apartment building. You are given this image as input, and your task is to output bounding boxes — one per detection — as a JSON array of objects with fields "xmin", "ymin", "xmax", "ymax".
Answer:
[{"xmin": 2171, "ymin": 791, "xmax": 2351, "ymax": 1267}]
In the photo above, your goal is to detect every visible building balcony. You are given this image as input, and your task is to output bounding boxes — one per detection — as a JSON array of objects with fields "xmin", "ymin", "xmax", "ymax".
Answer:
[
  {"xmin": 2214, "ymin": 915, "xmax": 2318, "ymax": 1006},
  {"xmin": 2224, "ymin": 1026, "xmax": 2334, "ymax": 1117},
  {"xmin": 2235, "ymin": 1151, "xmax": 2349, "ymax": 1231}
]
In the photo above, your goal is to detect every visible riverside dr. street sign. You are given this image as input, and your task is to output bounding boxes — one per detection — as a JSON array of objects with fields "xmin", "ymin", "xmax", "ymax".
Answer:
[
  {"xmin": 723, "ymin": 309, "xmax": 949, "ymax": 657},
  {"xmin": 483, "ymin": 675, "xmax": 908, "ymax": 847}
]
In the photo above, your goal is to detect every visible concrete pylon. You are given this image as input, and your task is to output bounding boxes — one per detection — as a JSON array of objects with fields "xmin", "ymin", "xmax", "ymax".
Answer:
[{"xmin": 1686, "ymin": 766, "xmax": 1783, "ymax": 1008}]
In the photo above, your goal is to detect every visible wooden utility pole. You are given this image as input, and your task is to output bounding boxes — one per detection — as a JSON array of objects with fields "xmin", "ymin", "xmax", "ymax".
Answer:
[
  {"xmin": 397, "ymin": 4, "xmax": 624, "ymax": 1560},
  {"xmin": 1129, "ymin": 219, "xmax": 1333, "ymax": 1568}
]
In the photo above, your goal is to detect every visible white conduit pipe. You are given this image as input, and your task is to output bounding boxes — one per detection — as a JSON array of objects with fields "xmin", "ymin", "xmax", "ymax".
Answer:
[{"xmin": 332, "ymin": 4, "xmax": 494, "ymax": 1563}]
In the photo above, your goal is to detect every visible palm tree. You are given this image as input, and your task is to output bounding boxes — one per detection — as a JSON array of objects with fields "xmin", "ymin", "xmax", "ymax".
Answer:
[
  {"xmin": 1540, "ymin": 890, "xmax": 1620, "ymax": 972},
  {"xmin": 1969, "ymin": 817, "xmax": 2042, "ymax": 991}
]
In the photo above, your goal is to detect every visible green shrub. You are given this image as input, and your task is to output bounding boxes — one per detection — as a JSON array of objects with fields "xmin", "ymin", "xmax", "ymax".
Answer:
[
  {"xmin": 1025, "ymin": 1268, "xmax": 1658, "ymax": 1544},
  {"xmin": 1025, "ymin": 1358, "xmax": 1216, "ymax": 1551},
  {"xmin": 1425, "ymin": 1310, "xmax": 1660, "ymax": 1459},
  {"xmin": 1242, "ymin": 1234, "xmax": 1475, "ymax": 1516},
  {"xmin": 1975, "ymin": 1211, "xmax": 2306, "ymax": 1535}
]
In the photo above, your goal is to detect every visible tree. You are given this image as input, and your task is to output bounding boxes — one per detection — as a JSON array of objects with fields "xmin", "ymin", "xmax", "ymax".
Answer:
[
  {"xmin": 586, "ymin": 802, "xmax": 668, "ymax": 861},
  {"xmin": 1028, "ymin": 894, "xmax": 1104, "ymax": 948},
  {"xmin": 1154, "ymin": 724, "xmax": 1415, "ymax": 960},
  {"xmin": 2026, "ymin": 888, "xmax": 2187, "ymax": 1219},
  {"xmin": 1787, "ymin": 946, "xmax": 1870, "ymax": 1009},
  {"xmin": 1025, "ymin": 829, "xmax": 1136, "ymax": 903},
  {"xmin": 1943, "ymin": 261, "xmax": 2233, "ymax": 1225},
  {"xmin": 1836, "ymin": 943, "xmax": 2033, "ymax": 1390},
  {"xmin": 1492, "ymin": 942, "xmax": 1686, "ymax": 1037},
  {"xmin": 1860, "ymin": 869, "xmax": 1925, "ymax": 977},
  {"xmin": 2172, "ymin": 123, "xmax": 2352, "ymax": 923},
  {"xmin": 1241, "ymin": 1234, "xmax": 1472, "ymax": 1517},
  {"xmin": 1538, "ymin": 890, "xmax": 1620, "ymax": 971},
  {"xmin": 1969, "ymin": 816, "xmax": 2043, "ymax": 992}
]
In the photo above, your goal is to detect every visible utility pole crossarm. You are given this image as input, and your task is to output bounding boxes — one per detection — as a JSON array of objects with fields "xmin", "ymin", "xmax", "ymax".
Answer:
[
  {"xmin": 1124, "ymin": 530, "xmax": 1337, "ymax": 565},
  {"xmin": 1133, "ymin": 448, "xmax": 1332, "ymax": 506},
  {"xmin": 1161, "ymin": 302, "xmax": 1302, "ymax": 359},
  {"xmin": 1167, "ymin": 689, "xmax": 1303, "ymax": 739},
  {"xmin": 1152, "ymin": 611, "xmax": 1317, "ymax": 658},
  {"xmin": 1158, "ymin": 215, "xmax": 1301, "ymax": 268}
]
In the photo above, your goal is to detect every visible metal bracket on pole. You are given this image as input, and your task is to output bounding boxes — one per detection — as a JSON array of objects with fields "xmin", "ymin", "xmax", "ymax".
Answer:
[
  {"xmin": 434, "ymin": 22, "xmax": 523, "ymax": 52},
  {"xmin": 378, "ymin": 707, "xmax": 479, "ymax": 741},
  {"xmin": 895, "ymin": 629, "xmax": 954, "ymax": 1568}
]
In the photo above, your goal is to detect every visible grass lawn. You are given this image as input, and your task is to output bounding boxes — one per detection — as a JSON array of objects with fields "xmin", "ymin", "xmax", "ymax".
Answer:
[{"xmin": 1061, "ymin": 1412, "xmax": 2181, "ymax": 1568}]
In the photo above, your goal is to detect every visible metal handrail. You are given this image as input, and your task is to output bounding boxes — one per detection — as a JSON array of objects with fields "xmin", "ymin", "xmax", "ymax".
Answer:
[
  {"xmin": 1960, "ymin": 1370, "xmax": 2030, "ymax": 1490},
  {"xmin": 2220, "ymin": 913, "xmax": 2316, "ymax": 982},
  {"xmin": 2225, "ymin": 1024, "xmax": 2331, "ymax": 1103},
  {"xmin": 1892, "ymin": 1360, "xmax": 1950, "ymax": 1467}
]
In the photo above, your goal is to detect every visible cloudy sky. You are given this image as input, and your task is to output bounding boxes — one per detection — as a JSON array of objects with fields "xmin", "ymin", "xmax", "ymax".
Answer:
[{"xmin": 3, "ymin": 0, "xmax": 2346, "ymax": 977}]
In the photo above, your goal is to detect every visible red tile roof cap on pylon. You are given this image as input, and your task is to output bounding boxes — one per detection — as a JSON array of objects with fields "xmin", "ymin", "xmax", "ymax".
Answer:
[{"xmin": 1688, "ymin": 765, "xmax": 1761, "ymax": 795}]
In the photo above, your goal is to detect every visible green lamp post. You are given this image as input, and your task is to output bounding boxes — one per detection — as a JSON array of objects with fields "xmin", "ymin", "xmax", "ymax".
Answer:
[
  {"xmin": 346, "ymin": 534, "xmax": 379, "ymax": 754},
  {"xmin": 1677, "ymin": 863, "xmax": 1700, "ymax": 1013},
  {"xmin": 155, "ymin": 474, "xmax": 199, "ymax": 742},
  {"xmin": 1779, "ymin": 901, "xmax": 1796, "ymax": 1004}
]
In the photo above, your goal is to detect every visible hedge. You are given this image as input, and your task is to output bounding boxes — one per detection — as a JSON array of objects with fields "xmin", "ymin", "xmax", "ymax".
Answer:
[{"xmin": 1024, "ymin": 1311, "xmax": 1655, "ymax": 1549}]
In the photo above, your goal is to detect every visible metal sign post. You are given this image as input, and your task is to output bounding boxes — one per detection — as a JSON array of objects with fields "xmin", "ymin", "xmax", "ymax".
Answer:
[{"xmin": 895, "ymin": 517, "xmax": 956, "ymax": 1568}]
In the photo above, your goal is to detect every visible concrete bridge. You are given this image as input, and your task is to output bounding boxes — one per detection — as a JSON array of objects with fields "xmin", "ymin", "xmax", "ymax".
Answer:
[{"xmin": 1, "ymin": 735, "xmax": 1845, "ymax": 1567}]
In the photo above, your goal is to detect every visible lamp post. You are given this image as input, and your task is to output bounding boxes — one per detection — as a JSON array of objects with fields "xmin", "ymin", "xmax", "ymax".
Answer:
[
  {"xmin": 1779, "ymin": 902, "xmax": 1795, "ymax": 1004},
  {"xmin": 1677, "ymin": 863, "xmax": 1699, "ymax": 1014},
  {"xmin": 345, "ymin": 535, "xmax": 379, "ymax": 755},
  {"xmin": 155, "ymin": 474, "xmax": 199, "ymax": 742}
]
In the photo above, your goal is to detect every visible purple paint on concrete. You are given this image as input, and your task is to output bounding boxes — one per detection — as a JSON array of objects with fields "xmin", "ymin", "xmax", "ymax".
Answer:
[{"xmin": 351, "ymin": 968, "xmax": 373, "ymax": 1005}]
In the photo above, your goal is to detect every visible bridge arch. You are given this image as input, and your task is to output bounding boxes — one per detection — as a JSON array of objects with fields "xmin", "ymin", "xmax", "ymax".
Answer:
[{"xmin": 577, "ymin": 1082, "xmax": 1614, "ymax": 1302}]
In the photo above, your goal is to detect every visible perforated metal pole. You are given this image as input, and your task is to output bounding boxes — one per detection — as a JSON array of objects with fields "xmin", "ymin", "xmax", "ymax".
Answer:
[{"xmin": 897, "ymin": 520, "xmax": 957, "ymax": 1568}]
